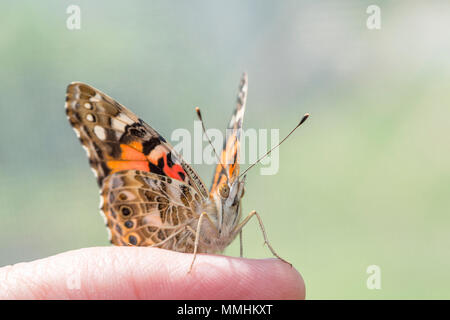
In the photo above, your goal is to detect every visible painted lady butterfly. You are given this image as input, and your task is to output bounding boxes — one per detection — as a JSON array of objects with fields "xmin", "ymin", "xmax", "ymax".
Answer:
[{"xmin": 65, "ymin": 73, "xmax": 307, "ymax": 271}]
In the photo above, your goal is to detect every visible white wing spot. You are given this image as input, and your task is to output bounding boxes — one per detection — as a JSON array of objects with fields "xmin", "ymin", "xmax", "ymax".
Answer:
[
  {"xmin": 90, "ymin": 167, "xmax": 99, "ymax": 178},
  {"xmin": 90, "ymin": 92, "xmax": 102, "ymax": 102},
  {"xmin": 99, "ymin": 194, "xmax": 105, "ymax": 210},
  {"xmin": 86, "ymin": 114, "xmax": 95, "ymax": 122},
  {"xmin": 71, "ymin": 101, "xmax": 79, "ymax": 109},
  {"xmin": 94, "ymin": 126, "xmax": 107, "ymax": 140},
  {"xmin": 117, "ymin": 112, "xmax": 134, "ymax": 124},
  {"xmin": 236, "ymin": 107, "xmax": 245, "ymax": 121},
  {"xmin": 111, "ymin": 118, "xmax": 127, "ymax": 131},
  {"xmin": 84, "ymin": 102, "xmax": 93, "ymax": 110},
  {"xmin": 106, "ymin": 226, "xmax": 112, "ymax": 241},
  {"xmin": 82, "ymin": 145, "xmax": 91, "ymax": 157},
  {"xmin": 73, "ymin": 128, "xmax": 81, "ymax": 138}
]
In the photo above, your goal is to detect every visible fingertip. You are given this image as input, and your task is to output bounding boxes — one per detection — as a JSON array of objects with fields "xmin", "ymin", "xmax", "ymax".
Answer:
[
  {"xmin": 120, "ymin": 249, "xmax": 306, "ymax": 300},
  {"xmin": 0, "ymin": 247, "xmax": 305, "ymax": 300},
  {"xmin": 210, "ymin": 257, "xmax": 305, "ymax": 300}
]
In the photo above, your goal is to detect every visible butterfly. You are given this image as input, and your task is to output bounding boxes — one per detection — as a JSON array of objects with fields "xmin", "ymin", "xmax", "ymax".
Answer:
[{"xmin": 65, "ymin": 73, "xmax": 307, "ymax": 271}]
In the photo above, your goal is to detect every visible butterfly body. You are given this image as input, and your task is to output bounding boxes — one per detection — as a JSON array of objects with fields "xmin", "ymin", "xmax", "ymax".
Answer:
[{"xmin": 202, "ymin": 178, "xmax": 246, "ymax": 252}]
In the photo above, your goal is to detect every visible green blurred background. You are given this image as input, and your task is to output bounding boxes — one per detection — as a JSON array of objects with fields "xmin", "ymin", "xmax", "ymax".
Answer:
[{"xmin": 1, "ymin": 1, "xmax": 449, "ymax": 299}]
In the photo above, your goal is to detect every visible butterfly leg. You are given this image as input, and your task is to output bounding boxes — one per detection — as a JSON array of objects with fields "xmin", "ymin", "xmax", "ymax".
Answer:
[
  {"xmin": 234, "ymin": 210, "xmax": 291, "ymax": 266},
  {"xmin": 239, "ymin": 230, "xmax": 244, "ymax": 258},
  {"xmin": 187, "ymin": 212, "xmax": 217, "ymax": 273},
  {"xmin": 148, "ymin": 226, "xmax": 189, "ymax": 248}
]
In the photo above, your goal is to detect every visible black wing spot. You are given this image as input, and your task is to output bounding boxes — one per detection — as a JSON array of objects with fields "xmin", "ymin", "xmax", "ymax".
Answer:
[
  {"xmin": 122, "ymin": 123, "xmax": 147, "ymax": 141},
  {"xmin": 166, "ymin": 152, "xmax": 175, "ymax": 167},
  {"xmin": 128, "ymin": 235, "xmax": 137, "ymax": 245},
  {"xmin": 142, "ymin": 137, "xmax": 161, "ymax": 155},
  {"xmin": 130, "ymin": 128, "xmax": 145, "ymax": 138},
  {"xmin": 158, "ymin": 134, "xmax": 167, "ymax": 143},
  {"xmin": 120, "ymin": 205, "xmax": 132, "ymax": 216},
  {"xmin": 124, "ymin": 220, "xmax": 134, "ymax": 229},
  {"xmin": 149, "ymin": 160, "xmax": 165, "ymax": 176}
]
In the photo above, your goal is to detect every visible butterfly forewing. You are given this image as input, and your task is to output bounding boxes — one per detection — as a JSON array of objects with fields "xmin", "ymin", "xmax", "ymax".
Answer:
[
  {"xmin": 210, "ymin": 73, "xmax": 248, "ymax": 194},
  {"xmin": 65, "ymin": 82, "xmax": 208, "ymax": 198}
]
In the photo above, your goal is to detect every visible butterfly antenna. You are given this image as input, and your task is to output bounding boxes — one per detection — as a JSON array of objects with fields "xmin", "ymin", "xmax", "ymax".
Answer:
[
  {"xmin": 195, "ymin": 107, "xmax": 228, "ymax": 175},
  {"xmin": 239, "ymin": 113, "xmax": 310, "ymax": 179}
]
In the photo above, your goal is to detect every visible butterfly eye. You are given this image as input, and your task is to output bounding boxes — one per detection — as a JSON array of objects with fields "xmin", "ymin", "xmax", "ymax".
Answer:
[{"xmin": 218, "ymin": 184, "xmax": 230, "ymax": 199}]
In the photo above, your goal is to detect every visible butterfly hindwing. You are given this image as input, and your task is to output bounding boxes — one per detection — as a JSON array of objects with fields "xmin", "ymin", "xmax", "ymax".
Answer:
[
  {"xmin": 101, "ymin": 170, "xmax": 201, "ymax": 251},
  {"xmin": 65, "ymin": 82, "xmax": 208, "ymax": 198}
]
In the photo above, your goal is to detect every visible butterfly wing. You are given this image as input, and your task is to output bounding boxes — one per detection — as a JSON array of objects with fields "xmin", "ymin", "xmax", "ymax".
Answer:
[
  {"xmin": 65, "ymin": 82, "xmax": 208, "ymax": 198},
  {"xmin": 101, "ymin": 170, "xmax": 200, "ymax": 251},
  {"xmin": 210, "ymin": 73, "xmax": 248, "ymax": 193}
]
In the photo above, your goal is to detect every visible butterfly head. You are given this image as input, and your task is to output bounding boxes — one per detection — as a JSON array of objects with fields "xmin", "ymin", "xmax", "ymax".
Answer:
[
  {"xmin": 215, "ymin": 174, "xmax": 246, "ymax": 210},
  {"xmin": 204, "ymin": 172, "xmax": 245, "ymax": 237}
]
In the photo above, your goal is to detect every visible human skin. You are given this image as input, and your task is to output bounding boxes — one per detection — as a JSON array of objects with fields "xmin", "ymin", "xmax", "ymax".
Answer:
[{"xmin": 0, "ymin": 247, "xmax": 305, "ymax": 299}]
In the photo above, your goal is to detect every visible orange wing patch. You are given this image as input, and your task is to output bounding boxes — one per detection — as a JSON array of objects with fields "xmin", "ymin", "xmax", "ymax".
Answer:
[
  {"xmin": 105, "ymin": 142, "xmax": 188, "ymax": 183},
  {"xmin": 105, "ymin": 143, "xmax": 149, "ymax": 173},
  {"xmin": 106, "ymin": 160, "xmax": 149, "ymax": 172},
  {"xmin": 120, "ymin": 144, "xmax": 147, "ymax": 161},
  {"xmin": 210, "ymin": 133, "xmax": 240, "ymax": 194}
]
